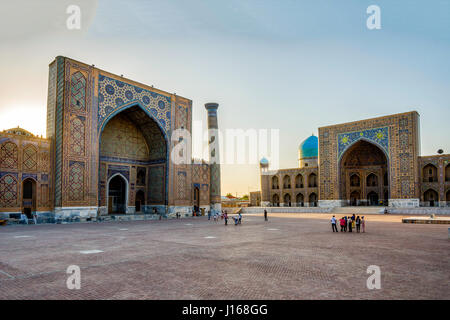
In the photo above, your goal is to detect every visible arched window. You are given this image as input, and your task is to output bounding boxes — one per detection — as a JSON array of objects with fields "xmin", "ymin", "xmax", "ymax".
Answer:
[
  {"xmin": 423, "ymin": 189, "xmax": 439, "ymax": 207},
  {"xmin": 422, "ymin": 164, "xmax": 438, "ymax": 183},
  {"xmin": 309, "ymin": 192, "xmax": 318, "ymax": 207},
  {"xmin": 284, "ymin": 193, "xmax": 291, "ymax": 207},
  {"xmin": 0, "ymin": 142, "xmax": 18, "ymax": 169},
  {"xmin": 283, "ymin": 175, "xmax": 291, "ymax": 189},
  {"xmin": 445, "ymin": 164, "xmax": 450, "ymax": 182},
  {"xmin": 308, "ymin": 173, "xmax": 317, "ymax": 188},
  {"xmin": 366, "ymin": 173, "xmax": 378, "ymax": 187},
  {"xmin": 272, "ymin": 176, "xmax": 279, "ymax": 189},
  {"xmin": 367, "ymin": 191, "xmax": 379, "ymax": 206},
  {"xmin": 350, "ymin": 191, "xmax": 360, "ymax": 206},
  {"xmin": 295, "ymin": 174, "xmax": 304, "ymax": 188},
  {"xmin": 272, "ymin": 194, "xmax": 280, "ymax": 206},
  {"xmin": 350, "ymin": 174, "xmax": 360, "ymax": 187},
  {"xmin": 296, "ymin": 193, "xmax": 304, "ymax": 207}
]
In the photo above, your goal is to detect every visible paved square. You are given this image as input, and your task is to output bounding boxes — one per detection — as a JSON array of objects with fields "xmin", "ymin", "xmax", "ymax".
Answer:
[{"xmin": 0, "ymin": 213, "xmax": 449, "ymax": 299}]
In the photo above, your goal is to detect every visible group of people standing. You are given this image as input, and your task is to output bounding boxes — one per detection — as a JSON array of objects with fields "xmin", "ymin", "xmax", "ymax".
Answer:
[
  {"xmin": 331, "ymin": 214, "xmax": 365, "ymax": 233},
  {"xmin": 208, "ymin": 209, "xmax": 243, "ymax": 226}
]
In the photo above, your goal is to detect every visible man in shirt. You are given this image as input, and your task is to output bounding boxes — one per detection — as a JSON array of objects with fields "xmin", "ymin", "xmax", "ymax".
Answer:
[{"xmin": 331, "ymin": 215, "xmax": 338, "ymax": 232}]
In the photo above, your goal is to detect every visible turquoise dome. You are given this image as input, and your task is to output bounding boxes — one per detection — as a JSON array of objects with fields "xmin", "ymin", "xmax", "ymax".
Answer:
[
  {"xmin": 260, "ymin": 157, "xmax": 269, "ymax": 165},
  {"xmin": 299, "ymin": 135, "xmax": 318, "ymax": 159}
]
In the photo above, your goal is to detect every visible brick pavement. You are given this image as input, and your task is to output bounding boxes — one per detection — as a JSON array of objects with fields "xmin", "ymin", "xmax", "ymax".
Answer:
[{"xmin": 0, "ymin": 213, "xmax": 448, "ymax": 299}]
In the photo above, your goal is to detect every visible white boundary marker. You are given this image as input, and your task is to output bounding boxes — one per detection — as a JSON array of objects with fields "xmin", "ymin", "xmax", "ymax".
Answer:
[{"xmin": 79, "ymin": 250, "xmax": 104, "ymax": 254}]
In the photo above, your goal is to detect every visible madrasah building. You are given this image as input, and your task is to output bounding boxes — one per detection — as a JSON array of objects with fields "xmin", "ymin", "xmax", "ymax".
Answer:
[
  {"xmin": 254, "ymin": 111, "xmax": 450, "ymax": 209},
  {"xmin": 0, "ymin": 56, "xmax": 222, "ymax": 222}
]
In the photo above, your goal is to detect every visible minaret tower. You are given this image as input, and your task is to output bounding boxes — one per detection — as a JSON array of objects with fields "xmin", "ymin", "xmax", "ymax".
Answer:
[
  {"xmin": 205, "ymin": 103, "xmax": 222, "ymax": 212},
  {"xmin": 260, "ymin": 158, "xmax": 271, "ymax": 206}
]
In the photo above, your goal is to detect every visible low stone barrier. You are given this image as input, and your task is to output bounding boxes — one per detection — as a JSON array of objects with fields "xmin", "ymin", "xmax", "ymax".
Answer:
[
  {"xmin": 388, "ymin": 207, "xmax": 450, "ymax": 215},
  {"xmin": 241, "ymin": 207, "xmax": 333, "ymax": 214}
]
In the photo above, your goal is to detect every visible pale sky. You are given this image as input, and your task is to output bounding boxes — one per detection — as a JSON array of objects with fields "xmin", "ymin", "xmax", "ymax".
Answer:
[{"xmin": 0, "ymin": 0, "xmax": 449, "ymax": 196}]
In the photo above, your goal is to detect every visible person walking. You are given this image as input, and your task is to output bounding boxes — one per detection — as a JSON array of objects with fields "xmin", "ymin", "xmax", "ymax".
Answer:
[
  {"xmin": 343, "ymin": 216, "xmax": 347, "ymax": 232},
  {"xmin": 238, "ymin": 213, "xmax": 242, "ymax": 225},
  {"xmin": 264, "ymin": 209, "xmax": 268, "ymax": 222},
  {"xmin": 21, "ymin": 213, "xmax": 28, "ymax": 225},
  {"xmin": 331, "ymin": 215, "xmax": 338, "ymax": 232},
  {"xmin": 208, "ymin": 209, "xmax": 211, "ymax": 220},
  {"xmin": 224, "ymin": 211, "xmax": 228, "ymax": 225},
  {"xmin": 361, "ymin": 216, "xmax": 366, "ymax": 233},
  {"xmin": 348, "ymin": 217, "xmax": 353, "ymax": 232},
  {"xmin": 340, "ymin": 217, "xmax": 345, "ymax": 232},
  {"xmin": 356, "ymin": 215, "xmax": 361, "ymax": 233}
]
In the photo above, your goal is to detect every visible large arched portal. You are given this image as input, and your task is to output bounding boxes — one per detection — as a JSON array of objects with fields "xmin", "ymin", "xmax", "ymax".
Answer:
[
  {"xmin": 339, "ymin": 140, "xmax": 388, "ymax": 206},
  {"xmin": 99, "ymin": 105, "xmax": 167, "ymax": 214}
]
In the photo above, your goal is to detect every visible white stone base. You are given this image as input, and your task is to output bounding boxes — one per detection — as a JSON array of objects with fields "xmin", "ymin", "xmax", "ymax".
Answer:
[
  {"xmin": 242, "ymin": 206, "xmax": 333, "ymax": 214},
  {"xmin": 143, "ymin": 205, "xmax": 166, "ymax": 215},
  {"xmin": 261, "ymin": 201, "xmax": 271, "ymax": 206},
  {"xmin": 167, "ymin": 206, "xmax": 193, "ymax": 218},
  {"xmin": 319, "ymin": 200, "xmax": 345, "ymax": 208},
  {"xmin": 389, "ymin": 199, "xmax": 420, "ymax": 208}
]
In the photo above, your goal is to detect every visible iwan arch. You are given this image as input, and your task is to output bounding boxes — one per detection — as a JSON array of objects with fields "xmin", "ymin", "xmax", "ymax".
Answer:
[
  {"xmin": 0, "ymin": 56, "xmax": 222, "ymax": 222},
  {"xmin": 257, "ymin": 111, "xmax": 450, "ymax": 209}
]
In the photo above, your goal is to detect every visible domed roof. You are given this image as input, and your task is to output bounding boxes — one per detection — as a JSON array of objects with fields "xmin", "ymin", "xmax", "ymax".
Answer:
[
  {"xmin": 299, "ymin": 135, "xmax": 318, "ymax": 159},
  {"xmin": 260, "ymin": 157, "xmax": 269, "ymax": 165}
]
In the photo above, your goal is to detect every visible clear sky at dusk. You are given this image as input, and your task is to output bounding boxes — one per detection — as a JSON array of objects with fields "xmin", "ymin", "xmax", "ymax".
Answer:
[{"xmin": 0, "ymin": 0, "xmax": 449, "ymax": 196}]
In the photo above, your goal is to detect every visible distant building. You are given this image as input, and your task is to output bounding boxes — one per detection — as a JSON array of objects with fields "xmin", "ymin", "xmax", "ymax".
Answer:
[
  {"xmin": 258, "ymin": 112, "xmax": 450, "ymax": 208},
  {"xmin": 0, "ymin": 56, "xmax": 222, "ymax": 222}
]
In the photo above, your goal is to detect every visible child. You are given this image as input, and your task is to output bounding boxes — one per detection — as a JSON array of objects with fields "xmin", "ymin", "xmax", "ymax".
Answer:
[{"xmin": 361, "ymin": 216, "xmax": 366, "ymax": 233}]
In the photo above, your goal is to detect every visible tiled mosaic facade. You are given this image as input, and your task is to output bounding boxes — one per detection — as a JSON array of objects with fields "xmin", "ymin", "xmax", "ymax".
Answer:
[
  {"xmin": 318, "ymin": 111, "xmax": 421, "ymax": 207},
  {"xmin": 0, "ymin": 128, "xmax": 52, "ymax": 216},
  {"xmin": 0, "ymin": 56, "xmax": 220, "ymax": 220},
  {"xmin": 258, "ymin": 111, "xmax": 449, "ymax": 208}
]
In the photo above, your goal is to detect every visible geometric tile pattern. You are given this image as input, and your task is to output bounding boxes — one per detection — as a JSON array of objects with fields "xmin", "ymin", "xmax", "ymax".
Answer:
[
  {"xmin": 54, "ymin": 56, "xmax": 65, "ymax": 206},
  {"xmin": 98, "ymin": 75, "xmax": 171, "ymax": 134},
  {"xmin": 338, "ymin": 126, "xmax": 389, "ymax": 160},
  {"xmin": 68, "ymin": 161, "xmax": 84, "ymax": 201},
  {"xmin": 0, "ymin": 174, "xmax": 18, "ymax": 207},
  {"xmin": 0, "ymin": 142, "xmax": 18, "ymax": 169},
  {"xmin": 70, "ymin": 116, "xmax": 85, "ymax": 156},
  {"xmin": 70, "ymin": 72, "xmax": 86, "ymax": 111},
  {"xmin": 22, "ymin": 144, "xmax": 37, "ymax": 171},
  {"xmin": 100, "ymin": 113, "xmax": 149, "ymax": 161}
]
